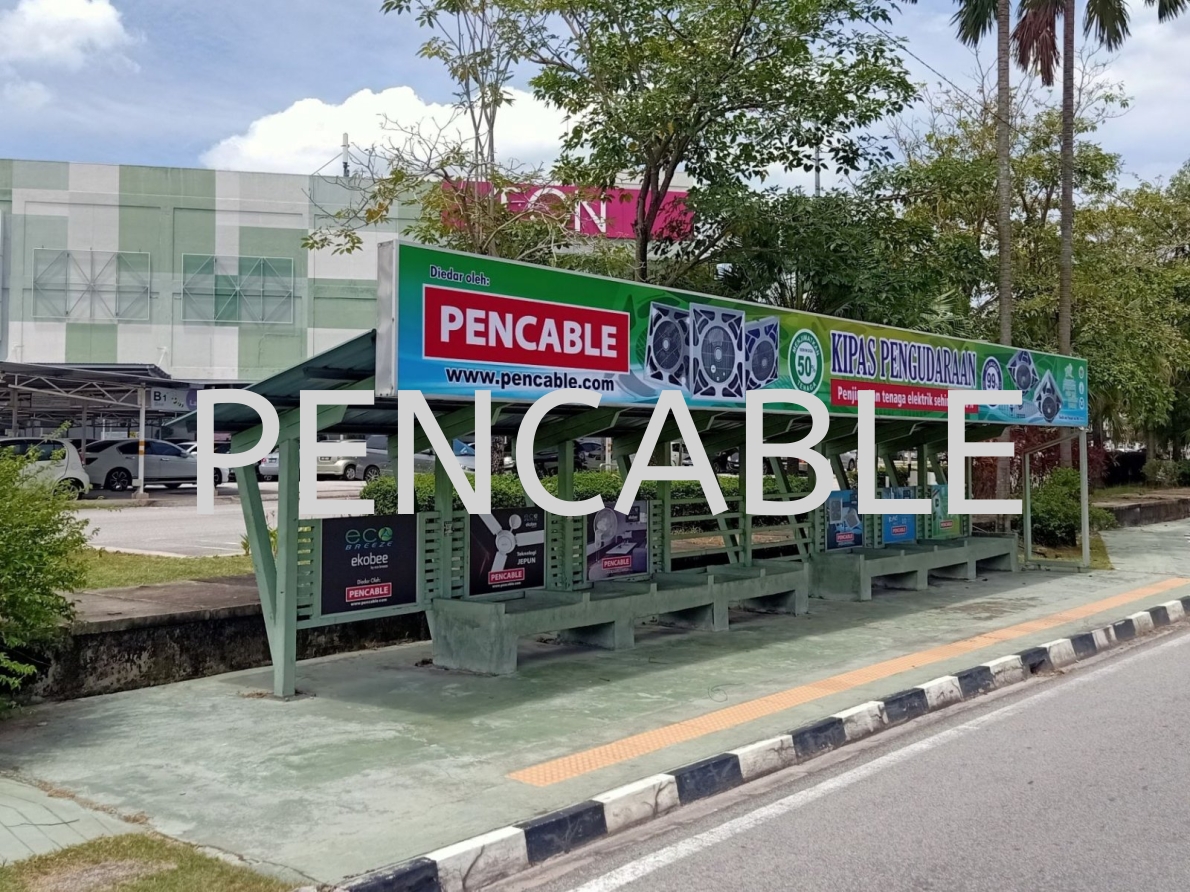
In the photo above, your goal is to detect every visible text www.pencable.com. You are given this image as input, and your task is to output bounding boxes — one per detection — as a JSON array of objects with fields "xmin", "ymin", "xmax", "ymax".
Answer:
[{"xmin": 444, "ymin": 366, "xmax": 617, "ymax": 392}]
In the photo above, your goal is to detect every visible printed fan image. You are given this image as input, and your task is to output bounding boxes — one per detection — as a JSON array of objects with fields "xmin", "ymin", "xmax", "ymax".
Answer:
[
  {"xmin": 689, "ymin": 303, "xmax": 745, "ymax": 399},
  {"xmin": 644, "ymin": 303, "xmax": 690, "ymax": 389},
  {"xmin": 475, "ymin": 512, "xmax": 545, "ymax": 573},
  {"xmin": 1007, "ymin": 350, "xmax": 1039, "ymax": 392},
  {"xmin": 745, "ymin": 317, "xmax": 780, "ymax": 390},
  {"xmin": 1035, "ymin": 370, "xmax": 1063, "ymax": 422}
]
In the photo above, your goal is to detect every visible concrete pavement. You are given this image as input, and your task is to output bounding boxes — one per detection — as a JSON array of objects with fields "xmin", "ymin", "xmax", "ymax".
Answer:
[
  {"xmin": 512, "ymin": 624, "xmax": 1190, "ymax": 892},
  {"xmin": 0, "ymin": 520, "xmax": 1186, "ymax": 885},
  {"xmin": 0, "ymin": 776, "xmax": 140, "ymax": 865},
  {"xmin": 80, "ymin": 481, "xmax": 365, "ymax": 556}
]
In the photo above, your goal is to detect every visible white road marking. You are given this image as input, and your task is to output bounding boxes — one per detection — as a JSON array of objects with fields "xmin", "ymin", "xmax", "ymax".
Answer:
[{"xmin": 566, "ymin": 628, "xmax": 1190, "ymax": 892}]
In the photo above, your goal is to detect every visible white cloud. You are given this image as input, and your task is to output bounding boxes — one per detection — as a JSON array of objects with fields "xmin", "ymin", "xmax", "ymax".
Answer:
[
  {"xmin": 1, "ymin": 76, "xmax": 50, "ymax": 108},
  {"xmin": 201, "ymin": 85, "xmax": 569, "ymax": 175},
  {"xmin": 0, "ymin": 0, "xmax": 135, "ymax": 70}
]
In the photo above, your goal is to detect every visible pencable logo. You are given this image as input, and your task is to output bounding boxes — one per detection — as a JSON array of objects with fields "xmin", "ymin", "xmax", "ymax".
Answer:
[{"xmin": 423, "ymin": 286, "xmax": 630, "ymax": 374}]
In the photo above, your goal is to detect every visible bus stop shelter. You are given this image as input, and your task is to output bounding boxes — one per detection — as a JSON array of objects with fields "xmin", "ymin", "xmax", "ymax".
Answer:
[{"xmin": 183, "ymin": 242, "xmax": 1092, "ymax": 698}]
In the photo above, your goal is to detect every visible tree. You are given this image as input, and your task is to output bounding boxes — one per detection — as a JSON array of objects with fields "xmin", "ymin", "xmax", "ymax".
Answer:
[
  {"xmin": 693, "ymin": 186, "xmax": 984, "ymax": 335},
  {"xmin": 1013, "ymin": 0, "xmax": 1189, "ymax": 463},
  {"xmin": 0, "ymin": 445, "xmax": 86, "ymax": 704},
  {"xmin": 952, "ymin": 0, "xmax": 1016, "ymax": 521},
  {"xmin": 516, "ymin": 0, "xmax": 915, "ymax": 282}
]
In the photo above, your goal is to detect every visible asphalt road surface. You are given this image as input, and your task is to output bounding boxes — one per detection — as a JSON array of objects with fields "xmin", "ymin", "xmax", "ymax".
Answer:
[
  {"xmin": 81, "ymin": 481, "xmax": 363, "ymax": 556},
  {"xmin": 511, "ymin": 626, "xmax": 1190, "ymax": 892}
]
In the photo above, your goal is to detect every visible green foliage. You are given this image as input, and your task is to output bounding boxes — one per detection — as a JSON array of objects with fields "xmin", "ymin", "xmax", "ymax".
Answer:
[
  {"xmin": 360, "ymin": 470, "xmax": 811, "ymax": 527},
  {"xmin": 0, "ymin": 446, "xmax": 86, "ymax": 701},
  {"xmin": 240, "ymin": 524, "xmax": 279, "ymax": 558},
  {"xmin": 1141, "ymin": 459, "xmax": 1180, "ymax": 488},
  {"xmin": 1030, "ymin": 467, "xmax": 1116, "ymax": 547},
  {"xmin": 688, "ymin": 185, "xmax": 985, "ymax": 335},
  {"xmin": 517, "ymin": 0, "xmax": 914, "ymax": 281}
]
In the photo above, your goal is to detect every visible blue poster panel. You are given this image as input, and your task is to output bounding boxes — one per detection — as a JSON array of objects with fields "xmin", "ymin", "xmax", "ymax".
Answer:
[
  {"xmin": 880, "ymin": 487, "xmax": 918, "ymax": 544},
  {"xmin": 825, "ymin": 490, "xmax": 863, "ymax": 551}
]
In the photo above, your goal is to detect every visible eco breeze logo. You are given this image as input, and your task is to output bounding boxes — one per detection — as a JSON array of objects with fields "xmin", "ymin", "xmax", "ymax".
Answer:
[{"xmin": 342, "ymin": 525, "xmax": 395, "ymax": 603}]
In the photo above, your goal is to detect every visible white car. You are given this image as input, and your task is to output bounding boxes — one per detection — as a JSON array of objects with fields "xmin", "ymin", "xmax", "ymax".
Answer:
[
  {"xmin": 182, "ymin": 442, "xmax": 238, "ymax": 486},
  {"xmin": 85, "ymin": 438, "xmax": 198, "ymax": 491},
  {"xmin": 0, "ymin": 437, "xmax": 91, "ymax": 497}
]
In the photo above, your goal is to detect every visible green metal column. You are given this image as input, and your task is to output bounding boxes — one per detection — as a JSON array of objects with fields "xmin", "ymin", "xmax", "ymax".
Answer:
[
  {"xmin": 557, "ymin": 441, "xmax": 576, "ymax": 589},
  {"xmin": 232, "ymin": 431, "xmax": 277, "ymax": 655},
  {"xmin": 1079, "ymin": 430, "xmax": 1091, "ymax": 569},
  {"xmin": 916, "ymin": 445, "xmax": 928, "ymax": 498},
  {"xmin": 1023, "ymin": 452, "xmax": 1033, "ymax": 563},
  {"xmin": 273, "ymin": 436, "xmax": 300, "ymax": 698}
]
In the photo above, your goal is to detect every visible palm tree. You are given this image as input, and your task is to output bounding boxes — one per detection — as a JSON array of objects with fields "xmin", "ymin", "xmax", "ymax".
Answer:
[
  {"xmin": 953, "ymin": 0, "xmax": 1014, "ymax": 518},
  {"xmin": 953, "ymin": 0, "xmax": 1014, "ymax": 347},
  {"xmin": 1013, "ymin": 0, "xmax": 1188, "ymax": 464}
]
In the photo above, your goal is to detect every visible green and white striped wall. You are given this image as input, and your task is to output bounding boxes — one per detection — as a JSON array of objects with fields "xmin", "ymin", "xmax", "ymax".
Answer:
[{"xmin": 0, "ymin": 159, "xmax": 416, "ymax": 383}]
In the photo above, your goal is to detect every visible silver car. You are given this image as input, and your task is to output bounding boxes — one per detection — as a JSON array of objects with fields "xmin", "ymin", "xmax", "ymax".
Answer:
[{"xmin": 85, "ymin": 438, "xmax": 198, "ymax": 491}]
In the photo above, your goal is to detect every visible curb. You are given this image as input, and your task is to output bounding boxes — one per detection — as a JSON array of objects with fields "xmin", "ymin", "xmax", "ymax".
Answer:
[{"xmin": 335, "ymin": 593, "xmax": 1190, "ymax": 892}]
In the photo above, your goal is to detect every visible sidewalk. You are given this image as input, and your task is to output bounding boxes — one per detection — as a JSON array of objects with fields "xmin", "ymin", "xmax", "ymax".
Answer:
[
  {"xmin": 0, "ymin": 776, "xmax": 139, "ymax": 865},
  {"xmin": 1, "ymin": 520, "xmax": 1186, "ymax": 886}
]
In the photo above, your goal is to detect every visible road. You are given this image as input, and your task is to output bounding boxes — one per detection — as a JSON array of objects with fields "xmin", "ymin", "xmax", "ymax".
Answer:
[
  {"xmin": 512, "ymin": 626, "xmax": 1190, "ymax": 892},
  {"xmin": 81, "ymin": 480, "xmax": 364, "ymax": 556}
]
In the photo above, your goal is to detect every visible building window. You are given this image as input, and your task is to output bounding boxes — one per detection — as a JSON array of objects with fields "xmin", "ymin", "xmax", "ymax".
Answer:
[
  {"xmin": 32, "ymin": 249, "xmax": 152, "ymax": 321},
  {"xmin": 181, "ymin": 254, "xmax": 295, "ymax": 324}
]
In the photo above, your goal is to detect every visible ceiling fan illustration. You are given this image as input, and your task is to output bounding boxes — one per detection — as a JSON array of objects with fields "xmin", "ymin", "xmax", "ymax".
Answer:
[{"xmin": 477, "ymin": 512, "xmax": 545, "ymax": 573}]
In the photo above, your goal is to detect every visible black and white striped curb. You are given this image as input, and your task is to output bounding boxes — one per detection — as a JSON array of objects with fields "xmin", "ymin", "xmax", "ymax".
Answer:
[{"xmin": 333, "ymin": 594, "xmax": 1190, "ymax": 892}]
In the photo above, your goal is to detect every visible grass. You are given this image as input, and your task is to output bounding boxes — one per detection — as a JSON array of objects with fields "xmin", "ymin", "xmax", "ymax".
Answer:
[
  {"xmin": 0, "ymin": 834, "xmax": 289, "ymax": 892},
  {"xmin": 1028, "ymin": 531, "xmax": 1114, "ymax": 570},
  {"xmin": 78, "ymin": 550, "xmax": 253, "ymax": 590}
]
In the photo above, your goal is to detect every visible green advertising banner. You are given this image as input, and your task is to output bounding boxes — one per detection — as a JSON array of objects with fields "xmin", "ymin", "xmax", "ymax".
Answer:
[{"xmin": 380, "ymin": 242, "xmax": 1089, "ymax": 426}]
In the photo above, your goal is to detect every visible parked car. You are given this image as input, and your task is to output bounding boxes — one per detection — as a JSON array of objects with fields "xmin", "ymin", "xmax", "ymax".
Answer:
[
  {"xmin": 0, "ymin": 437, "xmax": 91, "ymax": 497},
  {"xmin": 258, "ymin": 452, "xmax": 279, "ymax": 481},
  {"xmin": 413, "ymin": 439, "xmax": 477, "ymax": 474},
  {"xmin": 316, "ymin": 439, "xmax": 368, "ymax": 480},
  {"xmin": 181, "ymin": 442, "xmax": 238, "ymax": 485},
  {"xmin": 85, "ymin": 438, "xmax": 198, "ymax": 491}
]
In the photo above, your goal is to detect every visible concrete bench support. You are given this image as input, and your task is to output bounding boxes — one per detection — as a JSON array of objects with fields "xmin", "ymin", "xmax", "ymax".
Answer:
[
  {"xmin": 427, "ymin": 561, "xmax": 808, "ymax": 674},
  {"xmin": 810, "ymin": 535, "xmax": 1018, "ymax": 602}
]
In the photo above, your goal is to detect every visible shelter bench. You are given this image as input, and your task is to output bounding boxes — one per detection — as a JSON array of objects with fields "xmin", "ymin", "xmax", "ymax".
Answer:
[
  {"xmin": 811, "ymin": 535, "xmax": 1018, "ymax": 601},
  {"xmin": 427, "ymin": 561, "xmax": 809, "ymax": 674}
]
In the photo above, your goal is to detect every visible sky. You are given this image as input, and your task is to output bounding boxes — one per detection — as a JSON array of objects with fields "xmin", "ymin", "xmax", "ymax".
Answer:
[{"xmin": 0, "ymin": 0, "xmax": 1187, "ymax": 188}]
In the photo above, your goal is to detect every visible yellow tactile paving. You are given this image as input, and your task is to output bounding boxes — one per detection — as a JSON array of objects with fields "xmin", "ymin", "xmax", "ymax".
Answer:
[{"xmin": 509, "ymin": 577, "xmax": 1189, "ymax": 786}]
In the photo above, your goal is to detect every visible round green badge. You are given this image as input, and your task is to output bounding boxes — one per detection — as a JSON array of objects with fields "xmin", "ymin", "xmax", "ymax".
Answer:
[
  {"xmin": 789, "ymin": 329, "xmax": 824, "ymax": 393},
  {"xmin": 378, "ymin": 527, "xmax": 393, "ymax": 542}
]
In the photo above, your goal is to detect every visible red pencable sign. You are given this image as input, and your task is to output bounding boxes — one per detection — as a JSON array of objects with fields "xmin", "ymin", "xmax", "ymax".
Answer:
[{"xmin": 423, "ymin": 286, "xmax": 630, "ymax": 373}]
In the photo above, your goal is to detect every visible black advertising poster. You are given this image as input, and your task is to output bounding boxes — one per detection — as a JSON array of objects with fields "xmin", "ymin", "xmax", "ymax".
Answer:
[
  {"xmin": 320, "ymin": 514, "xmax": 417, "ymax": 616},
  {"xmin": 586, "ymin": 499, "xmax": 651, "ymax": 581},
  {"xmin": 469, "ymin": 507, "xmax": 546, "ymax": 596}
]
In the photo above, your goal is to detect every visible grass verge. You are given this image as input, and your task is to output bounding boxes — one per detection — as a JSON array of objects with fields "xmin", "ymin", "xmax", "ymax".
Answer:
[
  {"xmin": 78, "ymin": 550, "xmax": 253, "ymax": 590},
  {"xmin": 1029, "ymin": 532, "xmax": 1113, "ymax": 570},
  {"xmin": 0, "ymin": 833, "xmax": 290, "ymax": 892}
]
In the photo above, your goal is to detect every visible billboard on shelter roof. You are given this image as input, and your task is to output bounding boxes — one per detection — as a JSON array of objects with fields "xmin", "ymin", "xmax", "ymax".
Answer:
[{"xmin": 377, "ymin": 242, "xmax": 1089, "ymax": 427}]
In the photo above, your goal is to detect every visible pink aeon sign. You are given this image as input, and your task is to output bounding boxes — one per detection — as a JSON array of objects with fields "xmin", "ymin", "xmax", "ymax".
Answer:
[{"xmin": 448, "ymin": 182, "xmax": 691, "ymax": 240}]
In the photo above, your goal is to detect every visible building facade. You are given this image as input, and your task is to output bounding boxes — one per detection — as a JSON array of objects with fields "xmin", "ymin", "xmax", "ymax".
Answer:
[
  {"xmin": 0, "ymin": 158, "xmax": 412, "ymax": 384},
  {"xmin": 0, "ymin": 158, "xmax": 691, "ymax": 386}
]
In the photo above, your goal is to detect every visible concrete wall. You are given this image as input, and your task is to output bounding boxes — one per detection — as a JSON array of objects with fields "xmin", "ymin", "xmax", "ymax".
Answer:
[{"xmin": 24, "ymin": 605, "xmax": 430, "ymax": 702}]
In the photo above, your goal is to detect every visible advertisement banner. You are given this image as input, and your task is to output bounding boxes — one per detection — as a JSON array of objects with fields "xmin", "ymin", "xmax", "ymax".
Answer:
[
  {"xmin": 381, "ymin": 242, "xmax": 1089, "ymax": 426},
  {"xmin": 321, "ymin": 514, "xmax": 418, "ymax": 615},
  {"xmin": 469, "ymin": 507, "xmax": 546, "ymax": 596},
  {"xmin": 586, "ymin": 499, "xmax": 651, "ymax": 581},
  {"xmin": 825, "ymin": 490, "xmax": 863, "ymax": 551},
  {"xmin": 930, "ymin": 485, "xmax": 962, "ymax": 539},
  {"xmin": 880, "ymin": 487, "xmax": 918, "ymax": 545}
]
